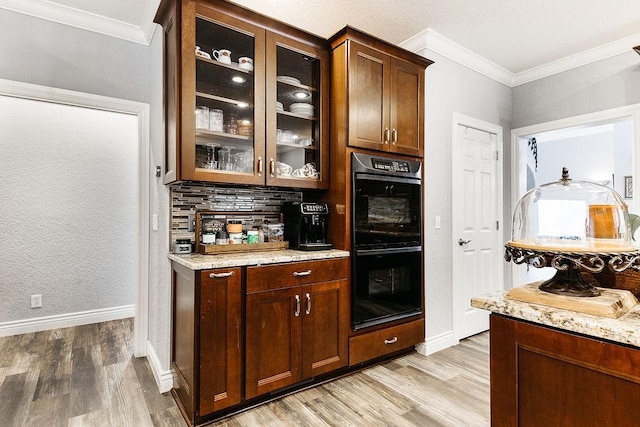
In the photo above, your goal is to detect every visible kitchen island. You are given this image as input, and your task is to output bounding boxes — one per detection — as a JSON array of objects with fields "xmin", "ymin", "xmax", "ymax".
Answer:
[{"xmin": 472, "ymin": 286, "xmax": 640, "ymax": 426}]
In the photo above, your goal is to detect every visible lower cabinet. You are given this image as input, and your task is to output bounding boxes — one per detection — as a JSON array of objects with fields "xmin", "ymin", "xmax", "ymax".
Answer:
[
  {"xmin": 245, "ymin": 258, "xmax": 349, "ymax": 398},
  {"xmin": 490, "ymin": 314, "xmax": 640, "ymax": 426},
  {"xmin": 171, "ymin": 263, "xmax": 242, "ymax": 424}
]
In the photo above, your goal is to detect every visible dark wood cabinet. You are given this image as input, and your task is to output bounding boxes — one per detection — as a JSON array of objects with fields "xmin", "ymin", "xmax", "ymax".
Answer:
[
  {"xmin": 330, "ymin": 26, "xmax": 432, "ymax": 157},
  {"xmin": 490, "ymin": 314, "xmax": 640, "ymax": 426},
  {"xmin": 171, "ymin": 262, "xmax": 242, "ymax": 424},
  {"xmin": 245, "ymin": 258, "xmax": 349, "ymax": 399},
  {"xmin": 155, "ymin": 0, "xmax": 329, "ymax": 188}
]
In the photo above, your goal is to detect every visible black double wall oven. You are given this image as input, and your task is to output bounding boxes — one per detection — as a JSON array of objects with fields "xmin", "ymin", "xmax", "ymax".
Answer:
[{"xmin": 351, "ymin": 152, "xmax": 423, "ymax": 330}]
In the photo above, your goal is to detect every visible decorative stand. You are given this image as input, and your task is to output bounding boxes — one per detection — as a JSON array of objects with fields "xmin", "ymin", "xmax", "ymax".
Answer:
[{"xmin": 505, "ymin": 244, "xmax": 640, "ymax": 297}]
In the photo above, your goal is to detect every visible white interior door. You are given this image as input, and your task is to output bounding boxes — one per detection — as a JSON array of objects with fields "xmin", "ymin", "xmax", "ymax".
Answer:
[{"xmin": 452, "ymin": 114, "xmax": 503, "ymax": 342}]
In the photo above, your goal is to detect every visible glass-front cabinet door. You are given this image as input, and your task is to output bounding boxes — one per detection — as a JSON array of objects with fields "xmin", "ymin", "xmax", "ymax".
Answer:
[
  {"xmin": 266, "ymin": 33, "xmax": 329, "ymax": 189},
  {"xmin": 186, "ymin": 5, "xmax": 266, "ymax": 184}
]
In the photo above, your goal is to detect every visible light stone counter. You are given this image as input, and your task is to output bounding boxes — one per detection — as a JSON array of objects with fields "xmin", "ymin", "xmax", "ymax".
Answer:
[
  {"xmin": 471, "ymin": 288, "xmax": 640, "ymax": 348},
  {"xmin": 168, "ymin": 249, "xmax": 350, "ymax": 270}
]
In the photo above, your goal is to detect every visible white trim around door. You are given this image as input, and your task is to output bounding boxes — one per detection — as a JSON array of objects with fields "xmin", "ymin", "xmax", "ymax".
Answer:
[{"xmin": 0, "ymin": 78, "xmax": 150, "ymax": 357}]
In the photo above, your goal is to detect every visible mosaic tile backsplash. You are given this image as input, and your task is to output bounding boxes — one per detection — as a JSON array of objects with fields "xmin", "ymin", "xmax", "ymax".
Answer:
[{"xmin": 171, "ymin": 183, "xmax": 302, "ymax": 244}]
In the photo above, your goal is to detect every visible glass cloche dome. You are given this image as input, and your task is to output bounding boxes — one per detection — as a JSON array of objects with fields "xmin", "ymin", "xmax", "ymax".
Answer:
[{"xmin": 510, "ymin": 168, "xmax": 635, "ymax": 252}]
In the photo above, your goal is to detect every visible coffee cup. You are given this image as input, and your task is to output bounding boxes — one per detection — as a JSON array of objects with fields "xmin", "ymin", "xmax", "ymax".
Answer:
[
  {"xmin": 238, "ymin": 56, "xmax": 253, "ymax": 71},
  {"xmin": 212, "ymin": 49, "xmax": 232, "ymax": 64}
]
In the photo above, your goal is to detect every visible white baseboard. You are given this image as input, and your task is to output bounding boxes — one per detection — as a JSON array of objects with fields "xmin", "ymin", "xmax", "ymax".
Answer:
[
  {"xmin": 0, "ymin": 305, "xmax": 135, "ymax": 337},
  {"xmin": 146, "ymin": 340, "xmax": 174, "ymax": 393},
  {"xmin": 415, "ymin": 330, "xmax": 455, "ymax": 356}
]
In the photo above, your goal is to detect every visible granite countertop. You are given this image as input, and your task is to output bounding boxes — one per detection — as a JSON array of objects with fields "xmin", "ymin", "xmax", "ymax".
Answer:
[
  {"xmin": 168, "ymin": 248, "xmax": 350, "ymax": 270},
  {"xmin": 471, "ymin": 288, "xmax": 640, "ymax": 348}
]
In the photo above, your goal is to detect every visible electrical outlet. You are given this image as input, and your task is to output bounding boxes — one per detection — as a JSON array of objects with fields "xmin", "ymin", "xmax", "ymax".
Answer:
[{"xmin": 31, "ymin": 294, "xmax": 42, "ymax": 308}]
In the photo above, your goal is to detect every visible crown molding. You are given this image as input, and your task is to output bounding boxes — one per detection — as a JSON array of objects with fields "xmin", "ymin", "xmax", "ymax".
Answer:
[
  {"xmin": 0, "ymin": 0, "xmax": 152, "ymax": 45},
  {"xmin": 401, "ymin": 28, "xmax": 514, "ymax": 87},
  {"xmin": 401, "ymin": 28, "xmax": 640, "ymax": 88},
  {"xmin": 513, "ymin": 33, "xmax": 640, "ymax": 86}
]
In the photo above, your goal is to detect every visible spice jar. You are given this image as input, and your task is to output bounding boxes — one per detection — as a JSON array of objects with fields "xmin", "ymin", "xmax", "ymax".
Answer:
[
  {"xmin": 216, "ymin": 230, "xmax": 229, "ymax": 245},
  {"xmin": 247, "ymin": 230, "xmax": 259, "ymax": 244}
]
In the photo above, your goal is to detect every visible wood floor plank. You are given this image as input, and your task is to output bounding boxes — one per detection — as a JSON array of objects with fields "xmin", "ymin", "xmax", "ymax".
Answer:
[
  {"xmin": 23, "ymin": 393, "xmax": 70, "ymax": 427},
  {"xmin": 132, "ymin": 355, "xmax": 178, "ymax": 417},
  {"xmin": 0, "ymin": 371, "xmax": 39, "ymax": 426}
]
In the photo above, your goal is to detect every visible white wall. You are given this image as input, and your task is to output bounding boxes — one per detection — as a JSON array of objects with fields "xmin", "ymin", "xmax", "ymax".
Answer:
[
  {"xmin": 415, "ymin": 48, "xmax": 512, "ymax": 346},
  {"xmin": 0, "ymin": 95, "xmax": 138, "ymax": 322}
]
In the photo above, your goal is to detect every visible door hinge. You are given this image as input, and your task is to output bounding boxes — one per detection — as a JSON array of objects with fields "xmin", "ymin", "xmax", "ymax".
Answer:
[
  {"xmin": 495, "ymin": 151, "xmax": 499, "ymax": 161},
  {"xmin": 496, "ymin": 220, "xmax": 500, "ymax": 230}
]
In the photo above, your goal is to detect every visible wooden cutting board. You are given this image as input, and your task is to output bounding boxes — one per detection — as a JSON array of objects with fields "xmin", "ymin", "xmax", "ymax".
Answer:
[{"xmin": 505, "ymin": 282, "xmax": 638, "ymax": 318}]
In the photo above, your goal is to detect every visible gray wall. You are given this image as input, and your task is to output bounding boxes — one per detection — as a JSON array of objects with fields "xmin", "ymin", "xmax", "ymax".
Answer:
[
  {"xmin": 418, "ymin": 49, "xmax": 513, "ymax": 341},
  {"xmin": 148, "ymin": 28, "xmax": 173, "ymax": 372},
  {"xmin": 0, "ymin": 8, "xmax": 172, "ymax": 371},
  {"xmin": 0, "ymin": 9, "xmax": 150, "ymax": 102},
  {"xmin": 513, "ymin": 51, "xmax": 640, "ymax": 129}
]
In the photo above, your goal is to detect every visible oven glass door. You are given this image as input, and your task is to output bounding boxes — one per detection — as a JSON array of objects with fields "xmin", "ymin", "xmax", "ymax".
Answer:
[
  {"xmin": 352, "ymin": 247, "xmax": 422, "ymax": 330},
  {"xmin": 353, "ymin": 173, "xmax": 422, "ymax": 248}
]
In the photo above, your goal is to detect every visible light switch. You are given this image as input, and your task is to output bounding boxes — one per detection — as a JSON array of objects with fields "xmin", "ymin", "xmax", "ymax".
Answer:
[
  {"xmin": 434, "ymin": 215, "xmax": 442, "ymax": 229},
  {"xmin": 152, "ymin": 214, "xmax": 158, "ymax": 231}
]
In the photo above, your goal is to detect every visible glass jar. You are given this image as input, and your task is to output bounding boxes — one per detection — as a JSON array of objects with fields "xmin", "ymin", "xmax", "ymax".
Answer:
[{"xmin": 226, "ymin": 112, "xmax": 239, "ymax": 135}]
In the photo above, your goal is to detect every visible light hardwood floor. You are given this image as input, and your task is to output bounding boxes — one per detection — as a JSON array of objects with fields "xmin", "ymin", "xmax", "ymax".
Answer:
[{"xmin": 0, "ymin": 318, "xmax": 489, "ymax": 426}]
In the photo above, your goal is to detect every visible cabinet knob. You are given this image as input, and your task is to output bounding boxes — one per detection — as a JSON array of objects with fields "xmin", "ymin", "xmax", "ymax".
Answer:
[
  {"xmin": 293, "ymin": 270, "xmax": 312, "ymax": 277},
  {"xmin": 210, "ymin": 271, "xmax": 234, "ymax": 278},
  {"xmin": 294, "ymin": 294, "xmax": 301, "ymax": 317},
  {"xmin": 384, "ymin": 336, "xmax": 398, "ymax": 345}
]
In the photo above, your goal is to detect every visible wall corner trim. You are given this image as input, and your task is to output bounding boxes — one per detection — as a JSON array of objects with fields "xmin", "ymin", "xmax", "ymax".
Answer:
[
  {"xmin": 416, "ymin": 330, "xmax": 456, "ymax": 356},
  {"xmin": 146, "ymin": 340, "xmax": 174, "ymax": 393}
]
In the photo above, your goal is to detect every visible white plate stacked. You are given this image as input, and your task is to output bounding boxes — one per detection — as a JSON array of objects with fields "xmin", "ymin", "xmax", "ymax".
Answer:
[
  {"xmin": 290, "ymin": 103, "xmax": 314, "ymax": 116},
  {"xmin": 276, "ymin": 101, "xmax": 284, "ymax": 112},
  {"xmin": 277, "ymin": 76, "xmax": 301, "ymax": 85}
]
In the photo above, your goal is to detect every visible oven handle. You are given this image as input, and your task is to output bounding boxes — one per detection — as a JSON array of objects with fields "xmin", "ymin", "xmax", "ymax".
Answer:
[
  {"xmin": 354, "ymin": 172, "xmax": 421, "ymax": 186},
  {"xmin": 355, "ymin": 246, "xmax": 422, "ymax": 256}
]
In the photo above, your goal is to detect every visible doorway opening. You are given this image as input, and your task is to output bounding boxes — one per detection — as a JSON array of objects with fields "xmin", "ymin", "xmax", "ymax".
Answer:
[{"xmin": 510, "ymin": 105, "xmax": 640, "ymax": 287}]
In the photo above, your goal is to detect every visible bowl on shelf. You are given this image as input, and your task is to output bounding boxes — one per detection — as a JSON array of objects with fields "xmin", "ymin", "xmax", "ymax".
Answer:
[{"xmin": 276, "ymin": 101, "xmax": 284, "ymax": 112}]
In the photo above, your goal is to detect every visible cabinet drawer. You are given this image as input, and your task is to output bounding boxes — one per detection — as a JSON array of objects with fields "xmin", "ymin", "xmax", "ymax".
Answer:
[
  {"xmin": 246, "ymin": 258, "xmax": 348, "ymax": 293},
  {"xmin": 349, "ymin": 318, "xmax": 424, "ymax": 366}
]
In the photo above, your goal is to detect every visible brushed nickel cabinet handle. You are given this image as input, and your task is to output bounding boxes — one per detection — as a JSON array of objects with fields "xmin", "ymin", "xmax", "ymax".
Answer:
[
  {"xmin": 270, "ymin": 158, "xmax": 275, "ymax": 178},
  {"xmin": 293, "ymin": 270, "xmax": 312, "ymax": 277},
  {"xmin": 384, "ymin": 127, "xmax": 390, "ymax": 144},
  {"xmin": 294, "ymin": 295, "xmax": 301, "ymax": 317},
  {"xmin": 258, "ymin": 156, "xmax": 263, "ymax": 177},
  {"xmin": 392, "ymin": 129, "xmax": 397, "ymax": 144},
  {"xmin": 209, "ymin": 271, "xmax": 234, "ymax": 278},
  {"xmin": 384, "ymin": 337, "xmax": 398, "ymax": 345},
  {"xmin": 305, "ymin": 293, "xmax": 311, "ymax": 315}
]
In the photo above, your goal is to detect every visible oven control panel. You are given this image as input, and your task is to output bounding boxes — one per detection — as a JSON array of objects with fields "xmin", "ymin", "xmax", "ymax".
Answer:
[{"xmin": 371, "ymin": 158, "xmax": 410, "ymax": 173}]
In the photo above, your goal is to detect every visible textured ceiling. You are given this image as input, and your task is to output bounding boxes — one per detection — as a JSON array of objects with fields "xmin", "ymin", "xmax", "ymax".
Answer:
[
  {"xmin": 228, "ymin": 0, "xmax": 640, "ymax": 74},
  {"xmin": 3, "ymin": 0, "xmax": 640, "ymax": 77}
]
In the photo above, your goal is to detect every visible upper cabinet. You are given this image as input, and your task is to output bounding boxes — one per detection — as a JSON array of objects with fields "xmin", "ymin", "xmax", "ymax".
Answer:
[
  {"xmin": 155, "ymin": 0, "xmax": 329, "ymax": 188},
  {"xmin": 330, "ymin": 27, "xmax": 433, "ymax": 157}
]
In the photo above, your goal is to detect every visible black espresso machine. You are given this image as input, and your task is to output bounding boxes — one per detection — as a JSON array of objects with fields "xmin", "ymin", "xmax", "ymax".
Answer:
[{"xmin": 282, "ymin": 202, "xmax": 332, "ymax": 251}]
